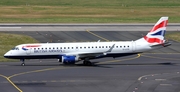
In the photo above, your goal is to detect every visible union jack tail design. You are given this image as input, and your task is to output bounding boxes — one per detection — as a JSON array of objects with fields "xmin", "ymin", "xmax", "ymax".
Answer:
[{"xmin": 144, "ymin": 17, "xmax": 168, "ymax": 44}]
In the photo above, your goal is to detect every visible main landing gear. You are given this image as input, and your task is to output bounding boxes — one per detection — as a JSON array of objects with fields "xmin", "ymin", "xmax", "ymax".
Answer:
[
  {"xmin": 20, "ymin": 59, "xmax": 25, "ymax": 66},
  {"xmin": 83, "ymin": 58, "xmax": 92, "ymax": 66}
]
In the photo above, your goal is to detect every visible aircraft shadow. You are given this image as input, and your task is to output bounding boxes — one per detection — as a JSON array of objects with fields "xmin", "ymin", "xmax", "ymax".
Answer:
[
  {"xmin": 10, "ymin": 62, "xmax": 112, "ymax": 68},
  {"xmin": 98, "ymin": 62, "xmax": 177, "ymax": 66},
  {"xmin": 10, "ymin": 62, "xmax": 176, "ymax": 68}
]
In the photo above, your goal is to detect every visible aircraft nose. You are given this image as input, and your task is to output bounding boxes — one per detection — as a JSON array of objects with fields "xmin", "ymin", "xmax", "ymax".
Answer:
[{"xmin": 4, "ymin": 51, "xmax": 11, "ymax": 58}]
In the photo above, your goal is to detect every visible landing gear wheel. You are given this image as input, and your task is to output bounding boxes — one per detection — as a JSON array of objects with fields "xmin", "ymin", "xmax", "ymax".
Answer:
[
  {"xmin": 83, "ymin": 61, "xmax": 92, "ymax": 66},
  {"xmin": 21, "ymin": 63, "xmax": 25, "ymax": 66},
  {"xmin": 20, "ymin": 59, "xmax": 25, "ymax": 66}
]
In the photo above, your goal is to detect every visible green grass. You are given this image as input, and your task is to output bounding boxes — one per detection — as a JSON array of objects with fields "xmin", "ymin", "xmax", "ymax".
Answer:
[
  {"xmin": 0, "ymin": 0, "xmax": 180, "ymax": 23},
  {"xmin": 166, "ymin": 32, "xmax": 180, "ymax": 42},
  {"xmin": 0, "ymin": 33, "xmax": 38, "ymax": 62}
]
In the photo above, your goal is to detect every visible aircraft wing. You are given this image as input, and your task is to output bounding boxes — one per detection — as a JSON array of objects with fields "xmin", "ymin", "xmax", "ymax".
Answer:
[{"xmin": 63, "ymin": 44, "xmax": 115, "ymax": 59}]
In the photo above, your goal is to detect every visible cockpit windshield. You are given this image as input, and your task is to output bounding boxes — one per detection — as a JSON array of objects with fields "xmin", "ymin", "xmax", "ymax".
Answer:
[{"xmin": 12, "ymin": 47, "xmax": 19, "ymax": 50}]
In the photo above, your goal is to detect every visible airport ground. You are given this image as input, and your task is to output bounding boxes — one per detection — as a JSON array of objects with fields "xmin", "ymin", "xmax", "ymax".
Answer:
[{"xmin": 0, "ymin": 24, "xmax": 180, "ymax": 92}]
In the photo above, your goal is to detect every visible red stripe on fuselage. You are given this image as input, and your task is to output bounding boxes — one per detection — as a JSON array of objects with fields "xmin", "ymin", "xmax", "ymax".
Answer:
[
  {"xmin": 150, "ymin": 20, "xmax": 168, "ymax": 32},
  {"xmin": 24, "ymin": 45, "xmax": 41, "ymax": 48}
]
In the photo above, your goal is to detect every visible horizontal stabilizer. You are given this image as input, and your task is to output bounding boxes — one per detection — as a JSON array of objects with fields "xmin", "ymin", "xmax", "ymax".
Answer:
[{"xmin": 150, "ymin": 41, "xmax": 171, "ymax": 47}]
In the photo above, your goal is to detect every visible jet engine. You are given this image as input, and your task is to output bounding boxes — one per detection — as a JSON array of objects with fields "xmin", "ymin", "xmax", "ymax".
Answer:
[{"xmin": 60, "ymin": 55, "xmax": 79, "ymax": 64}]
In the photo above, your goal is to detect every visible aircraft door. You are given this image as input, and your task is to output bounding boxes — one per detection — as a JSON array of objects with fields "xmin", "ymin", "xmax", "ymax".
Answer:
[
  {"xmin": 26, "ymin": 48, "xmax": 32, "ymax": 55},
  {"xmin": 132, "ymin": 41, "xmax": 136, "ymax": 52}
]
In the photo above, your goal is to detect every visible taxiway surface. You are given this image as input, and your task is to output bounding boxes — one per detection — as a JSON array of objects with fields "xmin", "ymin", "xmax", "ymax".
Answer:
[{"xmin": 0, "ymin": 25, "xmax": 180, "ymax": 92}]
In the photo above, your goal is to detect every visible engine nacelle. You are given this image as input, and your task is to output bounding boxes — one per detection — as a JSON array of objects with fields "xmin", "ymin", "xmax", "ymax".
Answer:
[{"xmin": 61, "ymin": 55, "xmax": 79, "ymax": 64}]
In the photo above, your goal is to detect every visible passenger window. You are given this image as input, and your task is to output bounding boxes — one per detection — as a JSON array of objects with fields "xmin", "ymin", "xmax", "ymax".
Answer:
[
  {"xmin": 116, "ymin": 46, "xmax": 118, "ymax": 48},
  {"xmin": 64, "ymin": 47, "xmax": 66, "ymax": 49}
]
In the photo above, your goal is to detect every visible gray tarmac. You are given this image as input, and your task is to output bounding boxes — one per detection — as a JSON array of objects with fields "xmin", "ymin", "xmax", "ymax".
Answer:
[{"xmin": 0, "ymin": 24, "xmax": 180, "ymax": 92}]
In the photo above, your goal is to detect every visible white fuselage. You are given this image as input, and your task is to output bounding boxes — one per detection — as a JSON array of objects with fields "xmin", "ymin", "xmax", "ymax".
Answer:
[{"xmin": 4, "ymin": 39, "xmax": 153, "ymax": 60}]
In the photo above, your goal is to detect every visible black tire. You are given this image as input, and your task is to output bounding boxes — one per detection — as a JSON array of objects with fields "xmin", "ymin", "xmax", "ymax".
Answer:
[{"xmin": 83, "ymin": 61, "xmax": 92, "ymax": 66}]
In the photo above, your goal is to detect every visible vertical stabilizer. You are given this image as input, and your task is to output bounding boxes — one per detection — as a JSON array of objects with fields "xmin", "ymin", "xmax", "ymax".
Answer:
[{"xmin": 144, "ymin": 17, "xmax": 168, "ymax": 44}]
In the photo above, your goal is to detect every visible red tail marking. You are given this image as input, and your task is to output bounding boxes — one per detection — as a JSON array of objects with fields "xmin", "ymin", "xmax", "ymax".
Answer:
[
  {"xmin": 150, "ymin": 20, "xmax": 168, "ymax": 32},
  {"xmin": 144, "ymin": 36, "xmax": 163, "ymax": 44}
]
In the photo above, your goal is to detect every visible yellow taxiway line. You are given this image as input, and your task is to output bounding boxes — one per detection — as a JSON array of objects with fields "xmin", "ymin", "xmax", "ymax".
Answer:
[
  {"xmin": 86, "ymin": 30, "xmax": 109, "ymax": 41},
  {"xmin": 141, "ymin": 54, "xmax": 180, "ymax": 61},
  {"xmin": 98, "ymin": 54, "xmax": 141, "ymax": 64}
]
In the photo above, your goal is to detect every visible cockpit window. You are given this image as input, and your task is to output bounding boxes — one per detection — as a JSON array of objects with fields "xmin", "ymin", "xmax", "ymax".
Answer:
[{"xmin": 12, "ymin": 47, "xmax": 19, "ymax": 50}]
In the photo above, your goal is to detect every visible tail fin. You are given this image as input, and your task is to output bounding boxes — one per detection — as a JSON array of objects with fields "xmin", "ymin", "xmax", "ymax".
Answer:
[{"xmin": 144, "ymin": 17, "xmax": 168, "ymax": 44}]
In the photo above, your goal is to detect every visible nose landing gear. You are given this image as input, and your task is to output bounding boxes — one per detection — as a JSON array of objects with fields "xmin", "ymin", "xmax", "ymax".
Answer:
[{"xmin": 20, "ymin": 59, "xmax": 25, "ymax": 66}]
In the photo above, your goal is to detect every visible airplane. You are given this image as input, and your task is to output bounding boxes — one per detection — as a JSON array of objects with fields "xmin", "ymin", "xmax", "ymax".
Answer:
[{"xmin": 4, "ymin": 17, "xmax": 171, "ymax": 66}]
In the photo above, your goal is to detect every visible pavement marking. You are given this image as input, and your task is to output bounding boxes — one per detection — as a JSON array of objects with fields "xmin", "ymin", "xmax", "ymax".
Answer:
[
  {"xmin": 141, "ymin": 54, "xmax": 180, "ymax": 60},
  {"xmin": 32, "ymin": 81, "xmax": 37, "ymax": 83},
  {"xmin": 42, "ymin": 80, "xmax": 47, "ymax": 82},
  {"xmin": 160, "ymin": 84, "xmax": 172, "ymax": 86},
  {"xmin": 0, "ymin": 65, "xmax": 8, "ymax": 67},
  {"xmin": 0, "ymin": 27, "xmax": 21, "ymax": 28},
  {"xmin": 155, "ymin": 79, "xmax": 166, "ymax": 81},
  {"xmin": 2, "ymin": 79, "xmax": 100, "ymax": 84},
  {"xmin": 144, "ymin": 53, "xmax": 180, "ymax": 54},
  {"xmin": 138, "ymin": 71, "xmax": 180, "ymax": 81},
  {"xmin": 138, "ymin": 74, "xmax": 159, "ymax": 81},
  {"xmin": 8, "ymin": 67, "xmax": 71, "ymax": 78},
  {"xmin": 86, "ymin": 30, "xmax": 109, "ymax": 41},
  {"xmin": 98, "ymin": 54, "xmax": 141, "ymax": 64},
  {"xmin": 0, "ymin": 74, "xmax": 23, "ymax": 92},
  {"xmin": 0, "ymin": 74, "xmax": 7, "ymax": 78}
]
